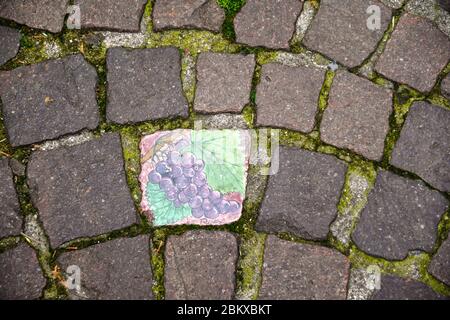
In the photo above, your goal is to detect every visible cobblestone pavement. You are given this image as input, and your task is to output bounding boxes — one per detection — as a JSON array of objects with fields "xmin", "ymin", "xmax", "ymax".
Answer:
[{"xmin": 0, "ymin": 0, "xmax": 449, "ymax": 300}]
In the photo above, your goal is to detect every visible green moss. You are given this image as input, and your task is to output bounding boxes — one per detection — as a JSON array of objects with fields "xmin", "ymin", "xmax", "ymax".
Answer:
[
  {"xmin": 0, "ymin": 236, "xmax": 21, "ymax": 253},
  {"xmin": 256, "ymin": 51, "xmax": 278, "ymax": 65},
  {"xmin": 217, "ymin": 0, "xmax": 246, "ymax": 41},
  {"xmin": 181, "ymin": 53, "xmax": 197, "ymax": 104},
  {"xmin": 241, "ymin": 105, "xmax": 255, "ymax": 128},
  {"xmin": 151, "ymin": 228, "xmax": 167, "ymax": 300},
  {"xmin": 279, "ymin": 130, "xmax": 317, "ymax": 151}
]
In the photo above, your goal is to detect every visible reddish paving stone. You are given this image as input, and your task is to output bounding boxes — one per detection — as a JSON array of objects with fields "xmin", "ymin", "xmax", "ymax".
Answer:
[
  {"xmin": 352, "ymin": 170, "xmax": 448, "ymax": 261},
  {"xmin": 0, "ymin": 55, "xmax": 99, "ymax": 147},
  {"xmin": 259, "ymin": 236, "xmax": 350, "ymax": 300},
  {"xmin": 375, "ymin": 13, "xmax": 450, "ymax": 92},
  {"xmin": 428, "ymin": 237, "xmax": 450, "ymax": 286},
  {"xmin": 256, "ymin": 63, "xmax": 325, "ymax": 133},
  {"xmin": 0, "ymin": 243, "xmax": 46, "ymax": 300},
  {"xmin": 164, "ymin": 231, "xmax": 237, "ymax": 300},
  {"xmin": 390, "ymin": 102, "xmax": 450, "ymax": 192},
  {"xmin": 0, "ymin": 0, "xmax": 68, "ymax": 33},
  {"xmin": 57, "ymin": 236, "xmax": 153, "ymax": 300},
  {"xmin": 0, "ymin": 159, "xmax": 22, "ymax": 239},
  {"xmin": 441, "ymin": 75, "xmax": 450, "ymax": 100},
  {"xmin": 194, "ymin": 53, "xmax": 255, "ymax": 113},
  {"xmin": 27, "ymin": 134, "xmax": 138, "ymax": 248},
  {"xmin": 303, "ymin": 0, "xmax": 391, "ymax": 68},
  {"xmin": 371, "ymin": 275, "xmax": 447, "ymax": 300},
  {"xmin": 320, "ymin": 71, "xmax": 393, "ymax": 161},
  {"xmin": 152, "ymin": 0, "xmax": 225, "ymax": 32},
  {"xmin": 234, "ymin": 0, "xmax": 303, "ymax": 49},
  {"xmin": 106, "ymin": 47, "xmax": 188, "ymax": 124},
  {"xmin": 256, "ymin": 147, "xmax": 347, "ymax": 240},
  {"xmin": 0, "ymin": 26, "xmax": 20, "ymax": 66},
  {"xmin": 74, "ymin": 0, "xmax": 146, "ymax": 32}
]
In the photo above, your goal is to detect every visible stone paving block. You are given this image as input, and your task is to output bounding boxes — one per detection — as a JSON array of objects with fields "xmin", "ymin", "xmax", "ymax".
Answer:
[
  {"xmin": 256, "ymin": 147, "xmax": 347, "ymax": 240},
  {"xmin": 303, "ymin": 0, "xmax": 391, "ymax": 68},
  {"xmin": 0, "ymin": 55, "xmax": 99, "ymax": 147},
  {"xmin": 74, "ymin": 0, "xmax": 146, "ymax": 32},
  {"xmin": 375, "ymin": 13, "xmax": 450, "ymax": 92},
  {"xmin": 371, "ymin": 275, "xmax": 446, "ymax": 300},
  {"xmin": 390, "ymin": 102, "xmax": 450, "ymax": 192},
  {"xmin": 234, "ymin": 0, "xmax": 303, "ymax": 49},
  {"xmin": 320, "ymin": 71, "xmax": 393, "ymax": 161},
  {"xmin": 0, "ymin": 26, "xmax": 20, "ymax": 66},
  {"xmin": 27, "ymin": 133, "xmax": 137, "ymax": 248},
  {"xmin": 428, "ymin": 237, "xmax": 450, "ymax": 286},
  {"xmin": 194, "ymin": 53, "xmax": 255, "ymax": 113},
  {"xmin": 57, "ymin": 235, "xmax": 153, "ymax": 300},
  {"xmin": 441, "ymin": 74, "xmax": 450, "ymax": 100},
  {"xmin": 164, "ymin": 231, "xmax": 237, "ymax": 300},
  {"xmin": 0, "ymin": 0, "xmax": 68, "ymax": 33},
  {"xmin": 152, "ymin": 0, "xmax": 225, "ymax": 32},
  {"xmin": 256, "ymin": 63, "xmax": 325, "ymax": 133},
  {"xmin": 0, "ymin": 243, "xmax": 46, "ymax": 299},
  {"xmin": 106, "ymin": 47, "xmax": 188, "ymax": 124},
  {"xmin": 0, "ymin": 159, "xmax": 22, "ymax": 239},
  {"xmin": 352, "ymin": 170, "xmax": 448, "ymax": 260},
  {"xmin": 259, "ymin": 235, "xmax": 350, "ymax": 300}
]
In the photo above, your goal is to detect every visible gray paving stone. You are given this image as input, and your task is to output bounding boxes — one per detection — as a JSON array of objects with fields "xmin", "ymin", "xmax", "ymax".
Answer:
[
  {"xmin": 0, "ymin": 243, "xmax": 46, "ymax": 299},
  {"xmin": 352, "ymin": 170, "xmax": 448, "ymax": 260},
  {"xmin": 27, "ymin": 133, "xmax": 137, "ymax": 248},
  {"xmin": 320, "ymin": 71, "xmax": 393, "ymax": 161},
  {"xmin": 194, "ymin": 53, "xmax": 255, "ymax": 113},
  {"xmin": 0, "ymin": 159, "xmax": 22, "ymax": 238},
  {"xmin": 441, "ymin": 75, "xmax": 450, "ymax": 100},
  {"xmin": 371, "ymin": 275, "xmax": 447, "ymax": 300},
  {"xmin": 165, "ymin": 231, "xmax": 237, "ymax": 300},
  {"xmin": 0, "ymin": 0, "xmax": 68, "ymax": 33},
  {"xmin": 259, "ymin": 235, "xmax": 350, "ymax": 300},
  {"xmin": 74, "ymin": 0, "xmax": 146, "ymax": 32},
  {"xmin": 0, "ymin": 26, "xmax": 20, "ymax": 66},
  {"xmin": 106, "ymin": 47, "xmax": 188, "ymax": 124},
  {"xmin": 428, "ymin": 237, "xmax": 450, "ymax": 286},
  {"xmin": 375, "ymin": 13, "xmax": 450, "ymax": 92},
  {"xmin": 0, "ymin": 55, "xmax": 99, "ymax": 147},
  {"xmin": 303, "ymin": 0, "xmax": 391, "ymax": 68},
  {"xmin": 234, "ymin": 0, "xmax": 303, "ymax": 49},
  {"xmin": 256, "ymin": 63, "xmax": 325, "ymax": 133},
  {"xmin": 390, "ymin": 102, "xmax": 450, "ymax": 192},
  {"xmin": 256, "ymin": 147, "xmax": 347, "ymax": 240},
  {"xmin": 152, "ymin": 0, "xmax": 225, "ymax": 32},
  {"xmin": 57, "ymin": 235, "xmax": 153, "ymax": 300}
]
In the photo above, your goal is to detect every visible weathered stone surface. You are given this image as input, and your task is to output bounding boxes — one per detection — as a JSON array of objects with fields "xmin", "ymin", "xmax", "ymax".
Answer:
[
  {"xmin": 390, "ymin": 102, "xmax": 450, "ymax": 192},
  {"xmin": 0, "ymin": 55, "xmax": 99, "ymax": 147},
  {"xmin": 194, "ymin": 53, "xmax": 255, "ymax": 113},
  {"xmin": 439, "ymin": 0, "xmax": 450, "ymax": 13},
  {"xmin": 234, "ymin": 0, "xmax": 303, "ymax": 49},
  {"xmin": 106, "ymin": 47, "xmax": 188, "ymax": 124},
  {"xmin": 0, "ymin": 243, "xmax": 46, "ymax": 299},
  {"xmin": 428, "ymin": 237, "xmax": 450, "ymax": 286},
  {"xmin": 152, "ymin": 0, "xmax": 225, "ymax": 32},
  {"xmin": 256, "ymin": 147, "xmax": 347, "ymax": 240},
  {"xmin": 352, "ymin": 170, "xmax": 448, "ymax": 260},
  {"xmin": 441, "ymin": 75, "xmax": 450, "ymax": 100},
  {"xmin": 0, "ymin": 26, "xmax": 20, "ymax": 66},
  {"xmin": 27, "ymin": 133, "xmax": 137, "ymax": 248},
  {"xmin": 320, "ymin": 71, "xmax": 393, "ymax": 161},
  {"xmin": 0, "ymin": 0, "xmax": 68, "ymax": 33},
  {"xmin": 371, "ymin": 275, "xmax": 446, "ymax": 300},
  {"xmin": 165, "ymin": 231, "xmax": 237, "ymax": 300},
  {"xmin": 74, "ymin": 0, "xmax": 146, "ymax": 32},
  {"xmin": 375, "ymin": 13, "xmax": 450, "ymax": 92},
  {"xmin": 58, "ymin": 236, "xmax": 153, "ymax": 300},
  {"xmin": 256, "ymin": 63, "xmax": 325, "ymax": 132},
  {"xmin": 303, "ymin": 0, "xmax": 391, "ymax": 68},
  {"xmin": 259, "ymin": 236, "xmax": 350, "ymax": 300},
  {"xmin": 0, "ymin": 159, "xmax": 22, "ymax": 239}
]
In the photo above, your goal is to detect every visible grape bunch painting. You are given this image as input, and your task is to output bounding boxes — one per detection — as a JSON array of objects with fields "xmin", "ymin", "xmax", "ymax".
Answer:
[{"xmin": 139, "ymin": 129, "xmax": 251, "ymax": 226}]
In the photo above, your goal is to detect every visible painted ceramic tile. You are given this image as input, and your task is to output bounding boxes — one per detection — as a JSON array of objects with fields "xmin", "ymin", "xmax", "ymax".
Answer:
[{"xmin": 139, "ymin": 129, "xmax": 251, "ymax": 226}]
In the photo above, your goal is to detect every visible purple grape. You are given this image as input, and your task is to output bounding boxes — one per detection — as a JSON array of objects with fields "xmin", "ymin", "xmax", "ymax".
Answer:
[
  {"xmin": 173, "ymin": 199, "xmax": 182, "ymax": 208},
  {"xmin": 168, "ymin": 150, "xmax": 182, "ymax": 166},
  {"xmin": 184, "ymin": 184, "xmax": 198, "ymax": 198},
  {"xmin": 176, "ymin": 139, "xmax": 189, "ymax": 150},
  {"xmin": 192, "ymin": 207, "xmax": 204, "ymax": 218},
  {"xmin": 205, "ymin": 207, "xmax": 219, "ymax": 219},
  {"xmin": 209, "ymin": 191, "xmax": 222, "ymax": 204},
  {"xmin": 202, "ymin": 198, "xmax": 213, "ymax": 211},
  {"xmin": 148, "ymin": 171, "xmax": 161, "ymax": 184},
  {"xmin": 156, "ymin": 161, "xmax": 171, "ymax": 175},
  {"xmin": 159, "ymin": 177, "xmax": 174, "ymax": 191},
  {"xmin": 178, "ymin": 191, "xmax": 189, "ymax": 204},
  {"xmin": 189, "ymin": 196, "xmax": 203, "ymax": 209},
  {"xmin": 183, "ymin": 167, "xmax": 196, "ymax": 178},
  {"xmin": 198, "ymin": 185, "xmax": 211, "ymax": 198},
  {"xmin": 181, "ymin": 152, "xmax": 195, "ymax": 168},
  {"xmin": 217, "ymin": 200, "xmax": 231, "ymax": 214},
  {"xmin": 174, "ymin": 176, "xmax": 189, "ymax": 189},
  {"xmin": 229, "ymin": 201, "xmax": 240, "ymax": 212},
  {"xmin": 193, "ymin": 159, "xmax": 205, "ymax": 171},
  {"xmin": 166, "ymin": 190, "xmax": 177, "ymax": 201},
  {"xmin": 170, "ymin": 165, "xmax": 183, "ymax": 178},
  {"xmin": 193, "ymin": 172, "xmax": 207, "ymax": 187}
]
